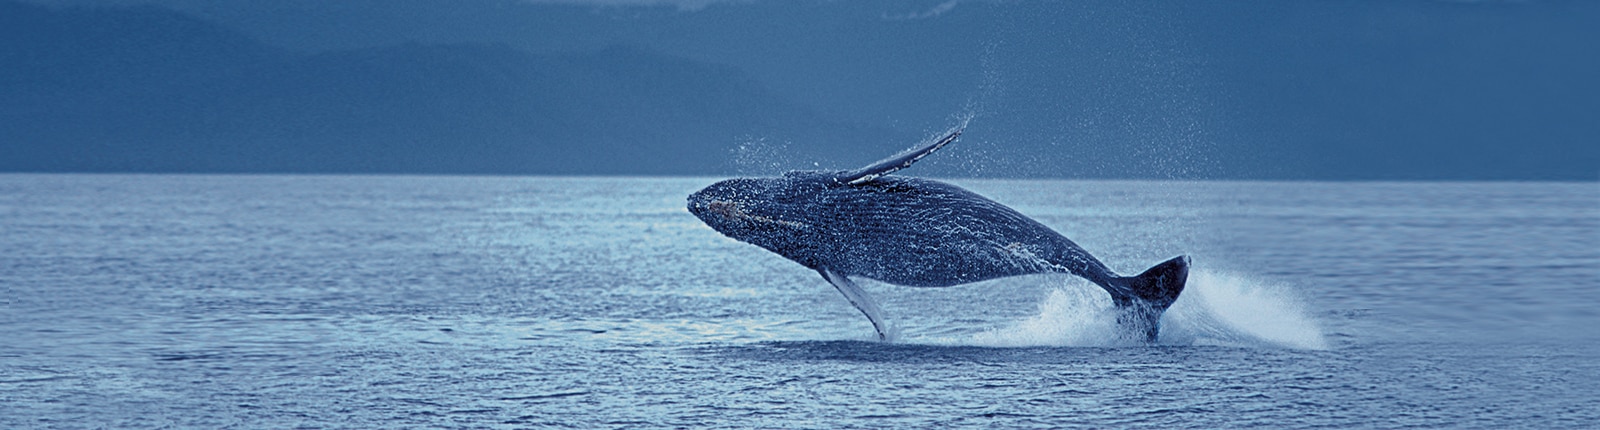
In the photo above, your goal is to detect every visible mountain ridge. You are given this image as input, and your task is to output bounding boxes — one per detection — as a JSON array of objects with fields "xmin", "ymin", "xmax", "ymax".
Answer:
[{"xmin": 1, "ymin": 1, "xmax": 889, "ymax": 175}]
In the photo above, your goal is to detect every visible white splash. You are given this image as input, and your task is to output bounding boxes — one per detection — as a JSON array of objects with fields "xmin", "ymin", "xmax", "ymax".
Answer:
[
  {"xmin": 962, "ymin": 269, "xmax": 1328, "ymax": 349},
  {"xmin": 1161, "ymin": 270, "xmax": 1329, "ymax": 349},
  {"xmin": 966, "ymin": 286, "xmax": 1134, "ymax": 347}
]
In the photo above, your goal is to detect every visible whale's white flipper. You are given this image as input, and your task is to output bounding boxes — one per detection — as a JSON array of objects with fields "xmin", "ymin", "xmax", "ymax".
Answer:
[
  {"xmin": 821, "ymin": 268, "xmax": 889, "ymax": 341},
  {"xmin": 835, "ymin": 126, "xmax": 963, "ymax": 185}
]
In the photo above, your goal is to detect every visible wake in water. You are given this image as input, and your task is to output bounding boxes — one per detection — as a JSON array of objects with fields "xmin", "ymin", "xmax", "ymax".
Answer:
[{"xmin": 963, "ymin": 269, "xmax": 1328, "ymax": 350}]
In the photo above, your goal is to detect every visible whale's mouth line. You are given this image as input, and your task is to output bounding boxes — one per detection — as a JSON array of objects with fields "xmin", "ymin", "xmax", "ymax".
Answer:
[{"xmin": 705, "ymin": 199, "xmax": 808, "ymax": 229}]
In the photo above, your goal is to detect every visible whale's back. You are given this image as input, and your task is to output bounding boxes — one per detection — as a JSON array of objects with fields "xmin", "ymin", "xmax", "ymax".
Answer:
[{"xmin": 781, "ymin": 177, "xmax": 1103, "ymax": 287}]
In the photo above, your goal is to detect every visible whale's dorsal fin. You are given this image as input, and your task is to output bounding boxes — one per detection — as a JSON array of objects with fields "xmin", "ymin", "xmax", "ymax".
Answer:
[{"xmin": 834, "ymin": 127, "xmax": 963, "ymax": 185}]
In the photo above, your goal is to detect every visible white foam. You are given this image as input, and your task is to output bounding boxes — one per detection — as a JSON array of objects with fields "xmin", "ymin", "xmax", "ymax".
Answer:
[{"xmin": 958, "ymin": 269, "xmax": 1328, "ymax": 349}]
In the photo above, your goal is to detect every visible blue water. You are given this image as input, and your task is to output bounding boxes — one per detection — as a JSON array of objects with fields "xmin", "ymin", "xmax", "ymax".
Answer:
[{"xmin": 2, "ymin": 174, "xmax": 1596, "ymax": 428}]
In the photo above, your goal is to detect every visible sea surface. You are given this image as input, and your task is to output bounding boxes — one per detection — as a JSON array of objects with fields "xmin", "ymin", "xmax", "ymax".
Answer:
[{"xmin": 2, "ymin": 174, "xmax": 1596, "ymax": 428}]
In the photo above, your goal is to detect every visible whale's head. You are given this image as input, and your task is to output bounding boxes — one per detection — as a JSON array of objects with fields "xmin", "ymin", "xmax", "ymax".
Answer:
[
  {"xmin": 688, "ymin": 173, "xmax": 837, "ymax": 262},
  {"xmin": 688, "ymin": 126, "xmax": 964, "ymax": 272}
]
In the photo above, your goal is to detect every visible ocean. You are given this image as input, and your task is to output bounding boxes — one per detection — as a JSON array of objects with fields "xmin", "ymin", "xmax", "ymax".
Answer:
[{"xmin": 2, "ymin": 174, "xmax": 1596, "ymax": 428}]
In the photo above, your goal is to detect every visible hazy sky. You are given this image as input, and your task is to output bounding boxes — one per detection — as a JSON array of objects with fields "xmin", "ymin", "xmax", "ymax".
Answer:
[{"xmin": 5, "ymin": 0, "xmax": 1597, "ymax": 179}]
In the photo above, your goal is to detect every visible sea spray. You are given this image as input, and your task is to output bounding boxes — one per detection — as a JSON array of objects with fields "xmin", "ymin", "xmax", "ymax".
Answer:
[
  {"xmin": 958, "ymin": 269, "xmax": 1327, "ymax": 349},
  {"xmin": 965, "ymin": 285, "xmax": 1135, "ymax": 347},
  {"xmin": 730, "ymin": 136, "xmax": 793, "ymax": 176},
  {"xmin": 1161, "ymin": 270, "xmax": 1328, "ymax": 349}
]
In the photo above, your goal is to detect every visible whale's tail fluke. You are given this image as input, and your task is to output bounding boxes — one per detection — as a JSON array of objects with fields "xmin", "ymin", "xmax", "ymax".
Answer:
[{"xmin": 1110, "ymin": 255, "xmax": 1190, "ymax": 342}]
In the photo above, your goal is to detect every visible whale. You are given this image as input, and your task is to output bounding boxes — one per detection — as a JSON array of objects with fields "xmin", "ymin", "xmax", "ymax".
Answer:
[{"xmin": 688, "ymin": 127, "xmax": 1189, "ymax": 342}]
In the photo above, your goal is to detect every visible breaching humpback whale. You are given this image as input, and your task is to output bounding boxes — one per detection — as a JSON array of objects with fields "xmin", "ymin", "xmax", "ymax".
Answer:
[{"xmin": 687, "ymin": 127, "xmax": 1189, "ymax": 342}]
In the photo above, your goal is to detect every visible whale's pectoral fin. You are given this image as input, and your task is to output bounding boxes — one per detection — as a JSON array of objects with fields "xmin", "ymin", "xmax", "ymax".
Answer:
[
  {"xmin": 834, "ymin": 126, "xmax": 963, "ymax": 185},
  {"xmin": 820, "ymin": 268, "xmax": 889, "ymax": 341}
]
